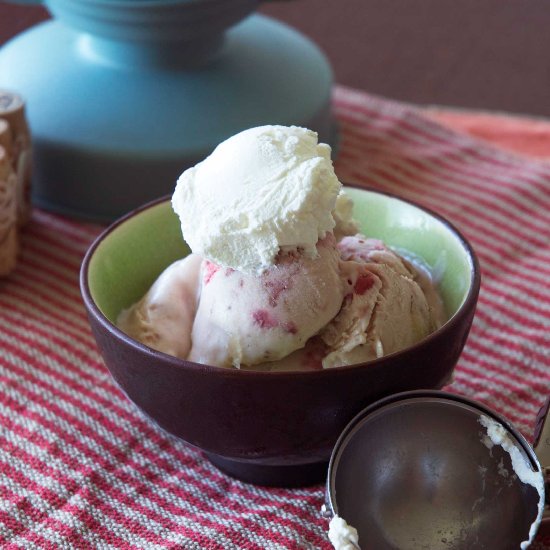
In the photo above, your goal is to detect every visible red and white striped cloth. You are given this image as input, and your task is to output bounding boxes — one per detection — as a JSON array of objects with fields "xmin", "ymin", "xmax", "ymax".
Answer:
[{"xmin": 1, "ymin": 86, "xmax": 549, "ymax": 549}]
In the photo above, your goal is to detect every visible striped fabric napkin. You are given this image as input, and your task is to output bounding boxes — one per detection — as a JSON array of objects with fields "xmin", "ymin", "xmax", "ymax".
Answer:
[{"xmin": 1, "ymin": 86, "xmax": 549, "ymax": 548}]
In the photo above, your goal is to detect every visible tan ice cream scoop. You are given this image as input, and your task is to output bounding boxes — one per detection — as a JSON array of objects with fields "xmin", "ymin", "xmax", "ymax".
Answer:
[
  {"xmin": 117, "ymin": 254, "xmax": 203, "ymax": 359},
  {"xmin": 321, "ymin": 237, "xmax": 441, "ymax": 368}
]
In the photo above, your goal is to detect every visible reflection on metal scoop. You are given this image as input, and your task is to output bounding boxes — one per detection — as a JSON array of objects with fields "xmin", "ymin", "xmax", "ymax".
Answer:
[{"xmin": 326, "ymin": 391, "xmax": 548, "ymax": 550}]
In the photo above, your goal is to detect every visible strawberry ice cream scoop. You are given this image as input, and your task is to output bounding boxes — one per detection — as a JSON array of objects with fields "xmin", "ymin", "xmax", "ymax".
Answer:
[
  {"xmin": 320, "ymin": 235, "xmax": 442, "ymax": 368},
  {"xmin": 188, "ymin": 235, "xmax": 345, "ymax": 368}
]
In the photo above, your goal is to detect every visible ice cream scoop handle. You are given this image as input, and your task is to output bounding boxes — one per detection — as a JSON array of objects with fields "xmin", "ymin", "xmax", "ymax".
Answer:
[{"xmin": 533, "ymin": 397, "xmax": 550, "ymax": 507}]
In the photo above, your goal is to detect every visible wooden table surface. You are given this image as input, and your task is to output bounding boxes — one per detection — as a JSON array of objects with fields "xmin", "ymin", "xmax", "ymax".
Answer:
[{"xmin": 2, "ymin": 0, "xmax": 550, "ymax": 118}]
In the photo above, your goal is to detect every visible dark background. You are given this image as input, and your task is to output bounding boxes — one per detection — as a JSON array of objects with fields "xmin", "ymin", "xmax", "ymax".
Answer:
[{"xmin": 2, "ymin": 0, "xmax": 550, "ymax": 117}]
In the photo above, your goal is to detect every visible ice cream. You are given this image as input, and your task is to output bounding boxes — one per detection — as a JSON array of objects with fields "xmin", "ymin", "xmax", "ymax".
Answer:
[
  {"xmin": 117, "ymin": 254, "xmax": 202, "ymax": 359},
  {"xmin": 328, "ymin": 515, "xmax": 360, "ymax": 550},
  {"xmin": 172, "ymin": 125, "xmax": 341, "ymax": 275},
  {"xmin": 188, "ymin": 234, "xmax": 344, "ymax": 368},
  {"xmin": 319, "ymin": 236, "xmax": 442, "ymax": 368},
  {"xmin": 118, "ymin": 125, "xmax": 444, "ymax": 370}
]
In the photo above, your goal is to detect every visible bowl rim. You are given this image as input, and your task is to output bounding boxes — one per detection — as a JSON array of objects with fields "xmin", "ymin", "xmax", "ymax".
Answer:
[{"xmin": 80, "ymin": 183, "xmax": 481, "ymax": 378}]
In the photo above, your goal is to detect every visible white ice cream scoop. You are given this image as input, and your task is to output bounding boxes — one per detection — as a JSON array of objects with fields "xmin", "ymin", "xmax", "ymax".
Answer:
[{"xmin": 172, "ymin": 125, "xmax": 342, "ymax": 274}]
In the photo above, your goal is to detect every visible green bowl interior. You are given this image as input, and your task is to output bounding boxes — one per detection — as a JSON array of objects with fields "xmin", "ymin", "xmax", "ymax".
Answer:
[
  {"xmin": 88, "ymin": 200, "xmax": 190, "ymax": 322},
  {"xmin": 88, "ymin": 188, "xmax": 474, "ymax": 324}
]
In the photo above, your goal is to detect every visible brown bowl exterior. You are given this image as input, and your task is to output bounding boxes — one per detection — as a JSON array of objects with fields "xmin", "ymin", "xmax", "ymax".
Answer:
[{"xmin": 81, "ymin": 189, "xmax": 481, "ymax": 486}]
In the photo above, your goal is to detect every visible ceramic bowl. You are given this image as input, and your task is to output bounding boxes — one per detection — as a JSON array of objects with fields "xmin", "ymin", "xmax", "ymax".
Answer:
[{"xmin": 80, "ymin": 185, "xmax": 480, "ymax": 486}]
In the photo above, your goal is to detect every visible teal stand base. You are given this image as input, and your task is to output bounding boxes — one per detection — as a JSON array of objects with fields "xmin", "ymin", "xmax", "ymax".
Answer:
[{"xmin": 0, "ymin": 15, "xmax": 335, "ymax": 221}]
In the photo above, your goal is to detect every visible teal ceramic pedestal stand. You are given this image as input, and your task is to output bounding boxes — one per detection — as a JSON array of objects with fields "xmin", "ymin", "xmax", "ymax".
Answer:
[{"xmin": 0, "ymin": 1, "xmax": 334, "ymax": 221}]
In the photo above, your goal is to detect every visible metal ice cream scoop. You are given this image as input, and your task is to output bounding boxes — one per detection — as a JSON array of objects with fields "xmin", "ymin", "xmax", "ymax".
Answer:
[
  {"xmin": 532, "ymin": 397, "xmax": 550, "ymax": 546},
  {"xmin": 326, "ymin": 391, "xmax": 548, "ymax": 550}
]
